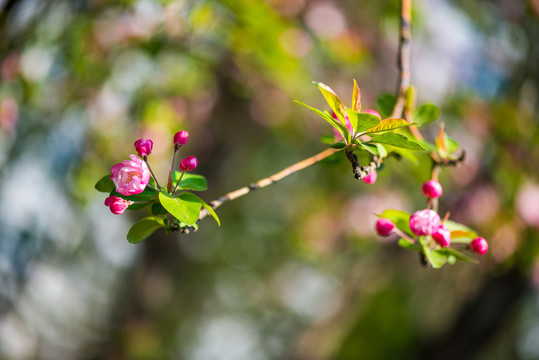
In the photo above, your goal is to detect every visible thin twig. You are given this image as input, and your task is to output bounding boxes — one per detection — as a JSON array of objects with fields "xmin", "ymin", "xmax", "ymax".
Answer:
[
  {"xmin": 197, "ymin": 147, "xmax": 340, "ymax": 221},
  {"xmin": 391, "ymin": 0, "xmax": 412, "ymax": 119}
]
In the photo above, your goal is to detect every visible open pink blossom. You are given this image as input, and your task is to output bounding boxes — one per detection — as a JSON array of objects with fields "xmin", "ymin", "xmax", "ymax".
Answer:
[
  {"xmin": 110, "ymin": 154, "xmax": 151, "ymax": 196},
  {"xmin": 104, "ymin": 195, "xmax": 133, "ymax": 215},
  {"xmin": 409, "ymin": 209, "xmax": 440, "ymax": 236}
]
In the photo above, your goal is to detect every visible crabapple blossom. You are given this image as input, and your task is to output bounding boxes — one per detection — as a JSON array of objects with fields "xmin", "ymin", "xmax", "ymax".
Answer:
[
  {"xmin": 174, "ymin": 130, "xmax": 189, "ymax": 148},
  {"xmin": 422, "ymin": 180, "xmax": 443, "ymax": 199},
  {"xmin": 470, "ymin": 237, "xmax": 488, "ymax": 255},
  {"xmin": 180, "ymin": 156, "xmax": 198, "ymax": 172},
  {"xmin": 432, "ymin": 224, "xmax": 451, "ymax": 247},
  {"xmin": 110, "ymin": 154, "xmax": 151, "ymax": 196},
  {"xmin": 409, "ymin": 209, "xmax": 440, "ymax": 236},
  {"xmin": 362, "ymin": 170, "xmax": 377, "ymax": 184},
  {"xmin": 134, "ymin": 138, "xmax": 153, "ymax": 157},
  {"xmin": 376, "ymin": 218, "xmax": 395, "ymax": 237},
  {"xmin": 104, "ymin": 195, "xmax": 133, "ymax": 215}
]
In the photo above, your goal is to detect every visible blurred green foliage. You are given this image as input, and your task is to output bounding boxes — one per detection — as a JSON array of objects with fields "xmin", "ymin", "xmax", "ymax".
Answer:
[{"xmin": 0, "ymin": 0, "xmax": 538, "ymax": 359}]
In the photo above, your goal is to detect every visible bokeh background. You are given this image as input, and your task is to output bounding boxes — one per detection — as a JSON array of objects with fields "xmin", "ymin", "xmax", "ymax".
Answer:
[{"xmin": 0, "ymin": 0, "xmax": 538, "ymax": 359}]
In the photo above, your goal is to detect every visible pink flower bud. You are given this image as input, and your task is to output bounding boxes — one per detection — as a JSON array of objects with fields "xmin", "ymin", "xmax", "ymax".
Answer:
[
  {"xmin": 332, "ymin": 111, "xmax": 353, "ymax": 139},
  {"xmin": 174, "ymin": 130, "xmax": 189, "ymax": 147},
  {"xmin": 104, "ymin": 195, "xmax": 133, "ymax": 215},
  {"xmin": 409, "ymin": 209, "xmax": 440, "ymax": 236},
  {"xmin": 134, "ymin": 138, "xmax": 153, "ymax": 157},
  {"xmin": 376, "ymin": 218, "xmax": 395, "ymax": 237},
  {"xmin": 432, "ymin": 224, "xmax": 451, "ymax": 247},
  {"xmin": 422, "ymin": 179, "xmax": 443, "ymax": 199},
  {"xmin": 364, "ymin": 109, "xmax": 381, "ymax": 119},
  {"xmin": 470, "ymin": 237, "xmax": 488, "ymax": 255},
  {"xmin": 110, "ymin": 154, "xmax": 151, "ymax": 196},
  {"xmin": 362, "ymin": 170, "xmax": 377, "ymax": 184},
  {"xmin": 180, "ymin": 156, "xmax": 198, "ymax": 172}
]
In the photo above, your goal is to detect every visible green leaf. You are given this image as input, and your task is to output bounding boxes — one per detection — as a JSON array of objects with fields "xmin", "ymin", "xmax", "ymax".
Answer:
[
  {"xmin": 171, "ymin": 172, "xmax": 208, "ymax": 191},
  {"xmin": 95, "ymin": 175, "xmax": 115, "ymax": 193},
  {"xmin": 369, "ymin": 133, "xmax": 426, "ymax": 151},
  {"xmin": 425, "ymin": 248, "xmax": 450, "ymax": 268},
  {"xmin": 320, "ymin": 135, "xmax": 335, "ymax": 144},
  {"xmin": 376, "ymin": 144, "xmax": 388, "ymax": 158},
  {"xmin": 345, "ymin": 109, "xmax": 381, "ymax": 134},
  {"xmin": 445, "ymin": 135, "xmax": 460, "ymax": 155},
  {"xmin": 110, "ymin": 186, "xmax": 159, "ymax": 202},
  {"xmin": 391, "ymin": 148, "xmax": 419, "ymax": 164},
  {"xmin": 414, "ymin": 103, "xmax": 440, "ymax": 126},
  {"xmin": 398, "ymin": 238, "xmax": 421, "ymax": 251},
  {"xmin": 437, "ymin": 248, "xmax": 478, "ymax": 264},
  {"xmin": 126, "ymin": 216, "xmax": 165, "ymax": 244},
  {"xmin": 151, "ymin": 202, "xmax": 168, "ymax": 215},
  {"xmin": 417, "ymin": 140, "xmax": 437, "ymax": 152},
  {"xmin": 313, "ymin": 81, "xmax": 347, "ymax": 123},
  {"xmin": 359, "ymin": 142, "xmax": 379, "ymax": 155},
  {"xmin": 376, "ymin": 94, "xmax": 397, "ymax": 119},
  {"xmin": 330, "ymin": 142, "xmax": 346, "ymax": 149},
  {"xmin": 405, "ymin": 86, "xmax": 415, "ymax": 112},
  {"xmin": 196, "ymin": 196, "xmax": 220, "ymax": 226},
  {"xmin": 294, "ymin": 100, "xmax": 349, "ymax": 141},
  {"xmin": 445, "ymin": 220, "xmax": 478, "ymax": 243},
  {"xmin": 159, "ymin": 192, "xmax": 202, "ymax": 226},
  {"xmin": 377, "ymin": 209, "xmax": 414, "ymax": 238},
  {"xmin": 418, "ymin": 237, "xmax": 449, "ymax": 268},
  {"xmin": 362, "ymin": 118, "xmax": 413, "ymax": 135},
  {"xmin": 445, "ymin": 220, "xmax": 477, "ymax": 235},
  {"xmin": 127, "ymin": 202, "xmax": 152, "ymax": 210}
]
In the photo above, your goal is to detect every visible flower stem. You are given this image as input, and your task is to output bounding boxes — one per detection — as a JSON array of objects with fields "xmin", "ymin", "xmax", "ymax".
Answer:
[
  {"xmin": 395, "ymin": 228, "xmax": 415, "ymax": 244},
  {"xmin": 144, "ymin": 158, "xmax": 161, "ymax": 190},
  {"xmin": 167, "ymin": 150, "xmax": 178, "ymax": 193},
  {"xmin": 146, "ymin": 183, "xmax": 160, "ymax": 192}
]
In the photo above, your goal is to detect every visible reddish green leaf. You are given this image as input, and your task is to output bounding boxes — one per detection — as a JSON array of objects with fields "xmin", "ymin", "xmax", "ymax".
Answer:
[
  {"xmin": 294, "ymin": 100, "xmax": 349, "ymax": 141},
  {"xmin": 352, "ymin": 79, "xmax": 361, "ymax": 112},
  {"xmin": 313, "ymin": 82, "xmax": 347, "ymax": 124},
  {"xmin": 362, "ymin": 118, "xmax": 413, "ymax": 135}
]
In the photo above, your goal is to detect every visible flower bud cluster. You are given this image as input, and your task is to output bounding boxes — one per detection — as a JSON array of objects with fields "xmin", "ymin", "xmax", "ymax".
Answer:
[
  {"xmin": 374, "ymin": 177, "xmax": 488, "ymax": 259},
  {"xmin": 105, "ymin": 130, "xmax": 198, "ymax": 215}
]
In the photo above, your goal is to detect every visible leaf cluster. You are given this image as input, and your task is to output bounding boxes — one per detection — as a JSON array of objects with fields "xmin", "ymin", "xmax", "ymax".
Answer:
[{"xmin": 95, "ymin": 172, "xmax": 219, "ymax": 243}]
